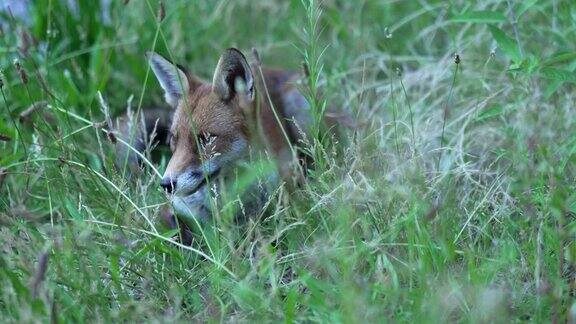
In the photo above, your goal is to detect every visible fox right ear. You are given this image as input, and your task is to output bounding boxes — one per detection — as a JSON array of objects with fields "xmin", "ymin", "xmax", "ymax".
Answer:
[
  {"xmin": 146, "ymin": 52, "xmax": 190, "ymax": 108},
  {"xmin": 212, "ymin": 48, "xmax": 254, "ymax": 103}
]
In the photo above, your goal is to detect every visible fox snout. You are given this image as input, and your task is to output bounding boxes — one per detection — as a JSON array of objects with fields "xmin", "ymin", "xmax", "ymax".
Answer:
[{"xmin": 161, "ymin": 167, "xmax": 221, "ymax": 196}]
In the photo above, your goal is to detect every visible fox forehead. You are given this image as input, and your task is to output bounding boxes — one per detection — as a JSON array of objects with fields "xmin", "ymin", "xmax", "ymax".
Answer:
[{"xmin": 170, "ymin": 84, "xmax": 247, "ymax": 138}]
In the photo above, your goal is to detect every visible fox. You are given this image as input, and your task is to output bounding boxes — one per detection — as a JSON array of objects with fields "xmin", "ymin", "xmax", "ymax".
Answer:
[{"xmin": 116, "ymin": 48, "xmax": 333, "ymax": 227}]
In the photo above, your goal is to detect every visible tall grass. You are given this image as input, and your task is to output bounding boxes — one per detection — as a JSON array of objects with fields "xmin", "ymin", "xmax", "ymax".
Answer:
[{"xmin": 1, "ymin": 0, "xmax": 575, "ymax": 322}]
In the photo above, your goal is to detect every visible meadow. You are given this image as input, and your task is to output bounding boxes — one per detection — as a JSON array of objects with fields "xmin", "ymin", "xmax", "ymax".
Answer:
[{"xmin": 1, "ymin": 0, "xmax": 575, "ymax": 322}]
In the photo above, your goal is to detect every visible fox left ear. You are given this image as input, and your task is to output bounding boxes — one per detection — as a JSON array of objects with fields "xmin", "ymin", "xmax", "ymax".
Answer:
[
  {"xmin": 212, "ymin": 48, "xmax": 254, "ymax": 103},
  {"xmin": 146, "ymin": 52, "xmax": 190, "ymax": 108}
]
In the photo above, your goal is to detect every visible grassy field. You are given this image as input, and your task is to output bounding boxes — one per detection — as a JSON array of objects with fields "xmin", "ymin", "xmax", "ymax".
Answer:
[{"xmin": 1, "ymin": 0, "xmax": 576, "ymax": 322}]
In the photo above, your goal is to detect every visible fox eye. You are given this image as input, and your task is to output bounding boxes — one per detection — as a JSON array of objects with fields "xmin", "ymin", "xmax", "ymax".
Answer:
[{"xmin": 197, "ymin": 132, "xmax": 216, "ymax": 147}]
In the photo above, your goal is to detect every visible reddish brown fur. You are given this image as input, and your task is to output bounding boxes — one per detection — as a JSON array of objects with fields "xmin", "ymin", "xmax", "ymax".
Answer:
[
  {"xmin": 116, "ymin": 49, "xmax": 321, "ymax": 222},
  {"xmin": 113, "ymin": 49, "xmax": 338, "ymax": 225},
  {"xmin": 165, "ymin": 84, "xmax": 249, "ymax": 177},
  {"xmin": 165, "ymin": 67, "xmax": 304, "ymax": 185}
]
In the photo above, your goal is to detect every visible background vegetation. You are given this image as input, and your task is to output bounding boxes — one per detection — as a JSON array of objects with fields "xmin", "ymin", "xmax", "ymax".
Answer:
[{"xmin": 1, "ymin": 0, "xmax": 575, "ymax": 322}]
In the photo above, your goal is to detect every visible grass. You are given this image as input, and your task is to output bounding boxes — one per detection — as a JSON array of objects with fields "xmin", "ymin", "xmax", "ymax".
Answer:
[{"xmin": 1, "ymin": 0, "xmax": 576, "ymax": 322}]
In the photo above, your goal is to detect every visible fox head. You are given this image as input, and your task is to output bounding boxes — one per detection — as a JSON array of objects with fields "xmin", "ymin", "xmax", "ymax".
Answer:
[{"xmin": 147, "ymin": 48, "xmax": 255, "ymax": 220}]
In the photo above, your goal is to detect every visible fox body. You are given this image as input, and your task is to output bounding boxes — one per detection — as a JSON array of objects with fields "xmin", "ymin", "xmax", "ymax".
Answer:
[{"xmin": 117, "ymin": 49, "xmax": 314, "ymax": 222}]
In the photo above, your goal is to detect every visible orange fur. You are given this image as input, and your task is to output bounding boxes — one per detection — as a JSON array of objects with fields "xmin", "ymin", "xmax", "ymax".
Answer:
[{"xmin": 118, "ymin": 48, "xmax": 319, "ymax": 221}]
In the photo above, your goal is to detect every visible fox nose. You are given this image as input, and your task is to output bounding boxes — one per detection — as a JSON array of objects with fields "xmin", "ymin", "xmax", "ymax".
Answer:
[{"xmin": 160, "ymin": 177, "xmax": 177, "ymax": 194}]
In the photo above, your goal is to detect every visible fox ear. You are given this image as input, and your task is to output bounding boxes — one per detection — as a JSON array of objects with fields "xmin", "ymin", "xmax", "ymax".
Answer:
[
  {"xmin": 146, "ymin": 52, "xmax": 190, "ymax": 108},
  {"xmin": 212, "ymin": 48, "xmax": 254, "ymax": 103}
]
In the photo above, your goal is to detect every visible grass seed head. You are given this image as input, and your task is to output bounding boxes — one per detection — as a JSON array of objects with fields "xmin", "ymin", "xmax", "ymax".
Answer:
[
  {"xmin": 18, "ymin": 28, "xmax": 36, "ymax": 56},
  {"xmin": 157, "ymin": 1, "xmax": 165, "ymax": 22},
  {"xmin": 0, "ymin": 168, "xmax": 6, "ymax": 187},
  {"xmin": 251, "ymin": 47, "xmax": 261, "ymax": 66},
  {"xmin": 19, "ymin": 101, "xmax": 48, "ymax": 124},
  {"xmin": 30, "ymin": 251, "xmax": 50, "ymax": 299},
  {"xmin": 107, "ymin": 131, "xmax": 118, "ymax": 144},
  {"xmin": 301, "ymin": 61, "xmax": 310, "ymax": 79},
  {"xmin": 13, "ymin": 59, "xmax": 28, "ymax": 85}
]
